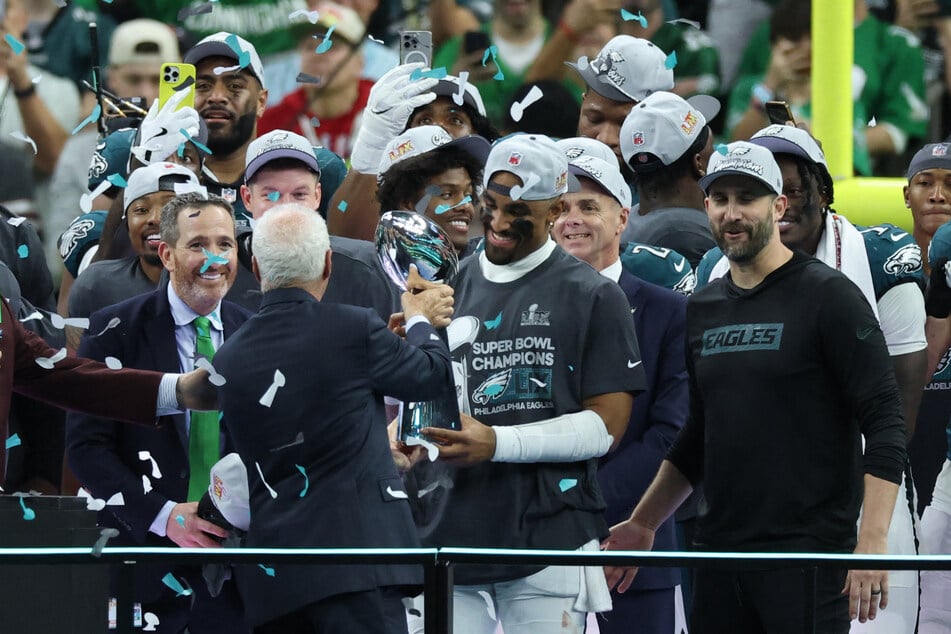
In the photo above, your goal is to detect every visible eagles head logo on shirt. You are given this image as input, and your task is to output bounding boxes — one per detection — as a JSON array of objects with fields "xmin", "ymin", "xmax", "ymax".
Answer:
[
  {"xmin": 883, "ymin": 243, "xmax": 922, "ymax": 276},
  {"xmin": 472, "ymin": 369, "xmax": 512, "ymax": 405}
]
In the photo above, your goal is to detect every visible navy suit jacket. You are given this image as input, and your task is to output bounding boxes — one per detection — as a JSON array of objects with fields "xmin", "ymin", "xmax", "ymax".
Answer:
[
  {"xmin": 66, "ymin": 286, "xmax": 251, "ymax": 546},
  {"xmin": 598, "ymin": 269, "xmax": 688, "ymax": 590},
  {"xmin": 213, "ymin": 287, "xmax": 452, "ymax": 627}
]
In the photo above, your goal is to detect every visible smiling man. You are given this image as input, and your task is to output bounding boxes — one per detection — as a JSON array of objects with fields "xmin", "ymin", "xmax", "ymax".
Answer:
[
  {"xmin": 185, "ymin": 32, "xmax": 269, "ymax": 230},
  {"xmin": 67, "ymin": 191, "xmax": 251, "ymax": 633},
  {"xmin": 410, "ymin": 133, "xmax": 645, "ymax": 632},
  {"xmin": 376, "ymin": 125, "xmax": 490, "ymax": 259},
  {"xmin": 605, "ymin": 142, "xmax": 906, "ymax": 634},
  {"xmin": 552, "ymin": 147, "xmax": 688, "ymax": 633}
]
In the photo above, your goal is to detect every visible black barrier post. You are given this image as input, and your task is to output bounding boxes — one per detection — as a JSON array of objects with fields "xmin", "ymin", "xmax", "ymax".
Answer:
[
  {"xmin": 116, "ymin": 560, "xmax": 135, "ymax": 634},
  {"xmin": 425, "ymin": 559, "xmax": 453, "ymax": 634}
]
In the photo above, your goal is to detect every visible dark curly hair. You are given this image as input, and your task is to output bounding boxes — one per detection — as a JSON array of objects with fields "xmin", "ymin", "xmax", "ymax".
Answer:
[{"xmin": 377, "ymin": 146, "xmax": 485, "ymax": 213}]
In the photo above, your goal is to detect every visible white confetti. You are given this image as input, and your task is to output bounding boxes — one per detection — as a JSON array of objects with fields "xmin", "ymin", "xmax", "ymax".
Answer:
[
  {"xmin": 194, "ymin": 357, "xmax": 226, "ymax": 386},
  {"xmin": 255, "ymin": 461, "xmax": 279, "ymax": 499},
  {"xmin": 80, "ymin": 180, "xmax": 112, "ymax": 213},
  {"xmin": 138, "ymin": 451, "xmax": 162, "ymax": 479},
  {"xmin": 386, "ymin": 485, "xmax": 409, "ymax": 499},
  {"xmin": 667, "ymin": 17, "xmax": 701, "ymax": 29},
  {"xmin": 106, "ymin": 492, "xmax": 125, "ymax": 506},
  {"xmin": 368, "ymin": 35, "xmax": 385, "ymax": 44},
  {"xmin": 478, "ymin": 590, "xmax": 497, "ymax": 621},
  {"xmin": 20, "ymin": 311, "xmax": 42, "ymax": 322},
  {"xmin": 104, "ymin": 356, "xmax": 123, "ymax": 370},
  {"xmin": 452, "ymin": 71, "xmax": 470, "ymax": 106},
  {"xmin": 9, "ymin": 131, "xmax": 37, "ymax": 155},
  {"xmin": 35, "ymin": 347, "xmax": 67, "ymax": 369},
  {"xmin": 509, "ymin": 85, "xmax": 544, "ymax": 123},
  {"xmin": 868, "ymin": 116, "xmax": 877, "ymax": 127},
  {"xmin": 270, "ymin": 432, "xmax": 304, "ymax": 452},
  {"xmin": 405, "ymin": 434, "xmax": 440, "ymax": 461},
  {"xmin": 288, "ymin": 8, "xmax": 320, "ymax": 23},
  {"xmin": 142, "ymin": 474, "xmax": 152, "ymax": 494},
  {"xmin": 78, "ymin": 488, "xmax": 106, "ymax": 511},
  {"xmin": 65, "ymin": 317, "xmax": 90, "ymax": 329},
  {"xmin": 95, "ymin": 317, "xmax": 121, "ymax": 336},
  {"xmin": 142, "ymin": 612, "xmax": 159, "ymax": 631},
  {"xmin": 258, "ymin": 369, "xmax": 286, "ymax": 407},
  {"xmin": 6, "ymin": 216, "xmax": 26, "ymax": 226},
  {"xmin": 213, "ymin": 64, "xmax": 242, "ymax": 75}
]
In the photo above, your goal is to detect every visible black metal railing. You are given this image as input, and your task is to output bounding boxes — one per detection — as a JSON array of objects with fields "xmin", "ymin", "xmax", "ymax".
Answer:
[{"xmin": 2, "ymin": 546, "xmax": 949, "ymax": 633}]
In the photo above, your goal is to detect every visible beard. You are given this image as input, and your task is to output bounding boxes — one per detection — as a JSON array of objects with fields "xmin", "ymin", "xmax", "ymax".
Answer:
[
  {"xmin": 714, "ymin": 213, "xmax": 774, "ymax": 264},
  {"xmin": 207, "ymin": 112, "xmax": 257, "ymax": 156}
]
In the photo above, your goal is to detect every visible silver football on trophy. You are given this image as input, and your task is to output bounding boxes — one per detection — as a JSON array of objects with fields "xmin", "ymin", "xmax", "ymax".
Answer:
[{"xmin": 375, "ymin": 211, "xmax": 459, "ymax": 291}]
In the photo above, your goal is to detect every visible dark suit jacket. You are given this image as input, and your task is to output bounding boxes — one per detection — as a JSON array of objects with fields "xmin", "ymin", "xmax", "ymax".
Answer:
[
  {"xmin": 213, "ymin": 287, "xmax": 452, "ymax": 627},
  {"xmin": 0, "ymin": 298, "xmax": 162, "ymax": 485},
  {"xmin": 598, "ymin": 269, "xmax": 688, "ymax": 589},
  {"xmin": 66, "ymin": 286, "xmax": 251, "ymax": 542}
]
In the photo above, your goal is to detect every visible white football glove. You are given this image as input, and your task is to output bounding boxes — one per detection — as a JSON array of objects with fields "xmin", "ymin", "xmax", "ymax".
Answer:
[
  {"xmin": 131, "ymin": 89, "xmax": 201, "ymax": 165},
  {"xmin": 349, "ymin": 62, "xmax": 439, "ymax": 174}
]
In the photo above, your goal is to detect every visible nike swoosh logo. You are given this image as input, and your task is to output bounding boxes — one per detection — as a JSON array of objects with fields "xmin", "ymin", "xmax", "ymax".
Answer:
[
  {"xmin": 856, "ymin": 326, "xmax": 876, "ymax": 340},
  {"xmin": 386, "ymin": 486, "xmax": 409, "ymax": 499},
  {"xmin": 890, "ymin": 232, "xmax": 907, "ymax": 242},
  {"xmin": 627, "ymin": 360, "xmax": 641, "ymax": 369},
  {"xmin": 673, "ymin": 258, "xmax": 686, "ymax": 273}
]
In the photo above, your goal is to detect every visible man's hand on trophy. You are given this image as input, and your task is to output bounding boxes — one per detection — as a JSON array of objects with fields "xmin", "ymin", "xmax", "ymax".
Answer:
[{"xmin": 402, "ymin": 265, "xmax": 454, "ymax": 327}]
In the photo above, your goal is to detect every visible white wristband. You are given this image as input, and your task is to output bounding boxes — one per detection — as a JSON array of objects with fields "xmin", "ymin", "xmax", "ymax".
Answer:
[{"xmin": 491, "ymin": 410, "xmax": 613, "ymax": 463}]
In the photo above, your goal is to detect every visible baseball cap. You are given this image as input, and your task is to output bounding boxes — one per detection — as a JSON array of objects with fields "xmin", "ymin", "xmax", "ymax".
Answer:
[
  {"xmin": 201, "ymin": 453, "xmax": 250, "ymax": 532},
  {"xmin": 907, "ymin": 143, "xmax": 951, "ymax": 180},
  {"xmin": 378, "ymin": 125, "xmax": 491, "ymax": 174},
  {"xmin": 291, "ymin": 2, "xmax": 365, "ymax": 47},
  {"xmin": 568, "ymin": 155, "xmax": 632, "ymax": 207},
  {"xmin": 184, "ymin": 32, "xmax": 266, "ymax": 89},
  {"xmin": 124, "ymin": 162, "xmax": 200, "ymax": 210},
  {"xmin": 556, "ymin": 137, "xmax": 616, "ymax": 164},
  {"xmin": 245, "ymin": 130, "xmax": 321, "ymax": 182},
  {"xmin": 620, "ymin": 91, "xmax": 716, "ymax": 172},
  {"xmin": 567, "ymin": 35, "xmax": 673, "ymax": 103},
  {"xmin": 750, "ymin": 124, "xmax": 834, "ymax": 198},
  {"xmin": 108, "ymin": 19, "xmax": 179, "ymax": 66},
  {"xmin": 483, "ymin": 133, "xmax": 579, "ymax": 201},
  {"xmin": 699, "ymin": 142, "xmax": 784, "ymax": 196},
  {"xmin": 432, "ymin": 75, "xmax": 487, "ymax": 117}
]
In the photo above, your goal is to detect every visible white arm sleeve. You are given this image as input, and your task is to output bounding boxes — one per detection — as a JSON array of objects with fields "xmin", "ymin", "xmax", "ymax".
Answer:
[
  {"xmin": 491, "ymin": 410, "xmax": 613, "ymax": 463},
  {"xmin": 878, "ymin": 282, "xmax": 927, "ymax": 356}
]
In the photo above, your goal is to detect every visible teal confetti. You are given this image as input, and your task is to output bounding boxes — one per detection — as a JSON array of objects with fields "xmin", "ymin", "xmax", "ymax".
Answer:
[
  {"xmin": 200, "ymin": 247, "xmax": 229, "ymax": 274},
  {"xmin": 267, "ymin": 191, "xmax": 280, "ymax": 202},
  {"xmin": 409, "ymin": 67, "xmax": 448, "ymax": 82},
  {"xmin": 568, "ymin": 364, "xmax": 574, "ymax": 372},
  {"xmin": 161, "ymin": 573, "xmax": 192, "ymax": 597},
  {"xmin": 715, "ymin": 143, "xmax": 729, "ymax": 155},
  {"xmin": 177, "ymin": 143, "xmax": 186, "ymax": 158},
  {"xmin": 106, "ymin": 174, "xmax": 128, "ymax": 188},
  {"xmin": 4, "ymin": 34, "xmax": 24, "ymax": 55},
  {"xmin": 5, "ymin": 433, "xmax": 20, "ymax": 449},
  {"xmin": 16, "ymin": 244, "xmax": 28, "ymax": 258},
  {"xmin": 71, "ymin": 104, "xmax": 102, "ymax": 135},
  {"xmin": 494, "ymin": 68, "xmax": 504, "ymax": 81},
  {"xmin": 559, "ymin": 478, "xmax": 578, "ymax": 492},
  {"xmin": 337, "ymin": 200, "xmax": 348, "ymax": 213},
  {"xmin": 224, "ymin": 34, "xmax": 251, "ymax": 69},
  {"xmin": 175, "ymin": 514, "xmax": 185, "ymax": 527},
  {"xmin": 481, "ymin": 45, "xmax": 497, "ymax": 67},
  {"xmin": 665, "ymin": 51, "xmax": 677, "ymax": 70},
  {"xmin": 434, "ymin": 195, "xmax": 472, "ymax": 215},
  {"xmin": 180, "ymin": 128, "xmax": 212, "ymax": 155},
  {"xmin": 258, "ymin": 564, "xmax": 275, "ymax": 576},
  {"xmin": 315, "ymin": 25, "xmax": 336, "ymax": 54},
  {"xmin": 620, "ymin": 8, "xmax": 648, "ymax": 27},
  {"xmin": 19, "ymin": 497, "xmax": 35, "ymax": 521},
  {"xmin": 484, "ymin": 312, "xmax": 503, "ymax": 330},
  {"xmin": 296, "ymin": 464, "xmax": 309, "ymax": 498}
]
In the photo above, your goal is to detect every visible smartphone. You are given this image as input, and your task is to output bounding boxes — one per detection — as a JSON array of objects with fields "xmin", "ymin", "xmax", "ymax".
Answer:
[
  {"xmin": 463, "ymin": 30, "xmax": 490, "ymax": 55},
  {"xmin": 765, "ymin": 100, "xmax": 796, "ymax": 126},
  {"xmin": 400, "ymin": 31, "xmax": 433, "ymax": 66},
  {"xmin": 158, "ymin": 62, "xmax": 196, "ymax": 111}
]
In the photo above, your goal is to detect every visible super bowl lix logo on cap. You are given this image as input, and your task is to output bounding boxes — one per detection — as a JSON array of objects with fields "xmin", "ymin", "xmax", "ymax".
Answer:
[
  {"xmin": 681, "ymin": 111, "xmax": 700, "ymax": 136},
  {"xmin": 389, "ymin": 140, "xmax": 415, "ymax": 162}
]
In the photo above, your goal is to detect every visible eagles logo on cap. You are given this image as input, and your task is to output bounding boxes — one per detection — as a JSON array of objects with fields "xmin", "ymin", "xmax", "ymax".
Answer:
[
  {"xmin": 564, "ymin": 147, "xmax": 584, "ymax": 159},
  {"xmin": 592, "ymin": 49, "xmax": 626, "ymax": 88},
  {"xmin": 632, "ymin": 131, "xmax": 645, "ymax": 146},
  {"xmin": 728, "ymin": 146, "xmax": 751, "ymax": 157},
  {"xmin": 508, "ymin": 152, "xmax": 523, "ymax": 166},
  {"xmin": 266, "ymin": 131, "xmax": 290, "ymax": 145}
]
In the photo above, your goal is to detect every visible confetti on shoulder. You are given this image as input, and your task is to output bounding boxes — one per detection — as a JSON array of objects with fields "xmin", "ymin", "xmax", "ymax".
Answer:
[
  {"xmin": 10, "ymin": 131, "xmax": 36, "ymax": 154},
  {"xmin": 35, "ymin": 347, "xmax": 67, "ymax": 369}
]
